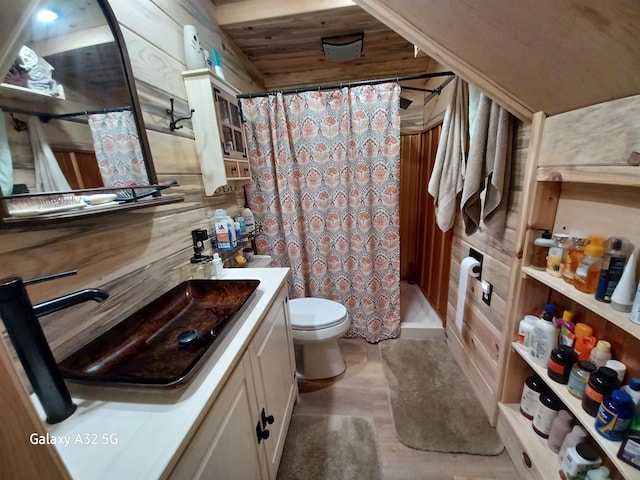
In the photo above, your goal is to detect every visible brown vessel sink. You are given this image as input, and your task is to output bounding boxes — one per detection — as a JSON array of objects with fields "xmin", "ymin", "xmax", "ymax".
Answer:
[{"xmin": 58, "ymin": 279, "xmax": 260, "ymax": 388}]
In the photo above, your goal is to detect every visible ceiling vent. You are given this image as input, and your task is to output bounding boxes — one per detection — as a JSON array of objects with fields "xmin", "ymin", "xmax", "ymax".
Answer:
[{"xmin": 321, "ymin": 32, "xmax": 364, "ymax": 62}]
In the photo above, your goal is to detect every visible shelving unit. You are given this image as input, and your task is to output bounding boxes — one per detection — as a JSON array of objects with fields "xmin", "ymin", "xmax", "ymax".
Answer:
[
  {"xmin": 182, "ymin": 69, "xmax": 251, "ymax": 196},
  {"xmin": 498, "ymin": 96, "xmax": 640, "ymax": 480},
  {"xmin": 511, "ymin": 342, "xmax": 637, "ymax": 480}
]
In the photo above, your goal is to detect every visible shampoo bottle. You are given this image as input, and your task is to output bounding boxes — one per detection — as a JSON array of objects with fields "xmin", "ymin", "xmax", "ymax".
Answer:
[
  {"xmin": 242, "ymin": 206, "xmax": 255, "ymax": 234},
  {"xmin": 212, "ymin": 253, "xmax": 224, "ymax": 277}
]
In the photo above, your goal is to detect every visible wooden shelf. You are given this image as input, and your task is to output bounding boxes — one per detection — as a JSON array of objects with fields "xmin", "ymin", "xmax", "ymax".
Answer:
[
  {"xmin": 536, "ymin": 165, "xmax": 640, "ymax": 187},
  {"xmin": 521, "ymin": 266, "xmax": 640, "ymax": 339},
  {"xmin": 498, "ymin": 402, "xmax": 561, "ymax": 480},
  {"xmin": 512, "ymin": 342, "xmax": 637, "ymax": 480}
]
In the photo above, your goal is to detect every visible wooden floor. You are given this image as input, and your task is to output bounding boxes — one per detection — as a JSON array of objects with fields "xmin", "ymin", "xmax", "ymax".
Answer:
[{"xmin": 293, "ymin": 338, "xmax": 521, "ymax": 480}]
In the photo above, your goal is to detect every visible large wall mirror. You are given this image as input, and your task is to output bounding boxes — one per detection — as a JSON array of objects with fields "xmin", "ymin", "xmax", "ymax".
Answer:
[{"xmin": 0, "ymin": 0, "xmax": 169, "ymax": 223}]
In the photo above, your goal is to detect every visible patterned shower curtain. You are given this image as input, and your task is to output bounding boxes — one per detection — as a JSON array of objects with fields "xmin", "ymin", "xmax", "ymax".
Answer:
[
  {"xmin": 88, "ymin": 111, "xmax": 149, "ymax": 187},
  {"xmin": 241, "ymin": 83, "xmax": 401, "ymax": 342}
]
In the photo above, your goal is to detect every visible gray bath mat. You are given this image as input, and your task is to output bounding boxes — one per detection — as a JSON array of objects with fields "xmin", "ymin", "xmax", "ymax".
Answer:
[
  {"xmin": 379, "ymin": 338, "xmax": 504, "ymax": 455},
  {"xmin": 277, "ymin": 414, "xmax": 382, "ymax": 480}
]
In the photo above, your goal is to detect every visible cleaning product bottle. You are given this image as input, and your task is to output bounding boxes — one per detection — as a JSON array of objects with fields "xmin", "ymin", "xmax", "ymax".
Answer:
[
  {"xmin": 595, "ymin": 237, "xmax": 629, "ymax": 303},
  {"xmin": 557, "ymin": 310, "xmax": 575, "ymax": 347},
  {"xmin": 563, "ymin": 236, "xmax": 589, "ymax": 285},
  {"xmin": 574, "ymin": 323, "xmax": 597, "ymax": 361},
  {"xmin": 242, "ymin": 206, "xmax": 255, "ymax": 234},
  {"xmin": 214, "ymin": 217, "xmax": 231, "ymax": 250},
  {"xmin": 530, "ymin": 305, "xmax": 558, "ymax": 367},
  {"xmin": 574, "ymin": 236, "xmax": 606, "ymax": 294},
  {"xmin": 610, "ymin": 248, "xmax": 638, "ymax": 312},
  {"xmin": 531, "ymin": 229, "xmax": 553, "ymax": 270}
]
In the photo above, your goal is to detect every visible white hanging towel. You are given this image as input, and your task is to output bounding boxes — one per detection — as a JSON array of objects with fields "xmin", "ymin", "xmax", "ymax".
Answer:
[
  {"xmin": 427, "ymin": 77, "xmax": 468, "ymax": 232},
  {"xmin": 28, "ymin": 117, "xmax": 71, "ymax": 192},
  {"xmin": 0, "ymin": 109, "xmax": 14, "ymax": 195}
]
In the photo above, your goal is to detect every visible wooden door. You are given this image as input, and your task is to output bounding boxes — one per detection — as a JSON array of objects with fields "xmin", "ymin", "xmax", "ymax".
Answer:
[
  {"xmin": 53, "ymin": 149, "xmax": 104, "ymax": 189},
  {"xmin": 399, "ymin": 124, "xmax": 452, "ymax": 322}
]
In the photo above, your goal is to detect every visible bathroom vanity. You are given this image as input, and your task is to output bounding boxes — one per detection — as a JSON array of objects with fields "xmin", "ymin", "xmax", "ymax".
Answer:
[{"xmin": 39, "ymin": 268, "xmax": 296, "ymax": 480}]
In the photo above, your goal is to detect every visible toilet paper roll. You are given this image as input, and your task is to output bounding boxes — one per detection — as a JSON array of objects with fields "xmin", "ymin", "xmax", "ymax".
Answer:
[{"xmin": 455, "ymin": 256, "xmax": 481, "ymax": 332}]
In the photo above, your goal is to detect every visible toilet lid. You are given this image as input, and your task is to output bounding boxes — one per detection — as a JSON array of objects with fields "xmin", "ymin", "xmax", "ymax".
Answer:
[{"xmin": 289, "ymin": 298, "xmax": 348, "ymax": 331}]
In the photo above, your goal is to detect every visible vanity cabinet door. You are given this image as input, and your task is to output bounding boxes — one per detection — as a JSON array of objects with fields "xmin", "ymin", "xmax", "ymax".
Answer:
[
  {"xmin": 169, "ymin": 355, "xmax": 267, "ymax": 480},
  {"xmin": 249, "ymin": 287, "xmax": 297, "ymax": 480}
]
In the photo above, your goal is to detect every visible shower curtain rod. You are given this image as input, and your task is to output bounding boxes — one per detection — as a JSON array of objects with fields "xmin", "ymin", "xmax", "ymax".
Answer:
[{"xmin": 236, "ymin": 71, "xmax": 455, "ymax": 99}]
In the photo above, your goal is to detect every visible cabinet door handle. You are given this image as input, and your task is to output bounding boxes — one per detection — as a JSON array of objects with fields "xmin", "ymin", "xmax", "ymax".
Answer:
[
  {"xmin": 243, "ymin": 168, "xmax": 249, "ymax": 174},
  {"xmin": 231, "ymin": 167, "xmax": 237, "ymax": 173},
  {"xmin": 261, "ymin": 407, "xmax": 274, "ymax": 428},
  {"xmin": 256, "ymin": 421, "xmax": 270, "ymax": 444}
]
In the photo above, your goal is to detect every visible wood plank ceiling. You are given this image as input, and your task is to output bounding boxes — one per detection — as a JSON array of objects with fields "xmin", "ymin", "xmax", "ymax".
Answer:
[
  {"xmin": 211, "ymin": 0, "xmax": 432, "ymax": 91},
  {"xmin": 212, "ymin": 0, "xmax": 640, "ymax": 119}
]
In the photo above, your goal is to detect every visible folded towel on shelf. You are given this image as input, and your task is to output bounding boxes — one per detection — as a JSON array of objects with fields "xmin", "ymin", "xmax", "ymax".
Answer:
[
  {"xmin": 27, "ymin": 63, "xmax": 60, "ymax": 96},
  {"xmin": 18, "ymin": 45, "xmax": 38, "ymax": 71}
]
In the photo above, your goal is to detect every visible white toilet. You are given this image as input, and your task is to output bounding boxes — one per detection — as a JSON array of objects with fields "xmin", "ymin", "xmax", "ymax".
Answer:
[{"xmin": 288, "ymin": 297, "xmax": 350, "ymax": 380}]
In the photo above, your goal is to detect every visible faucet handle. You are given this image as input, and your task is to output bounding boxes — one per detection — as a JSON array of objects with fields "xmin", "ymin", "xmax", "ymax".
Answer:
[{"xmin": 24, "ymin": 270, "xmax": 77, "ymax": 286}]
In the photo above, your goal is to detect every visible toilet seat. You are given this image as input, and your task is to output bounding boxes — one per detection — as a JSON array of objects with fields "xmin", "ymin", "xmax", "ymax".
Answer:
[{"xmin": 289, "ymin": 298, "xmax": 347, "ymax": 331}]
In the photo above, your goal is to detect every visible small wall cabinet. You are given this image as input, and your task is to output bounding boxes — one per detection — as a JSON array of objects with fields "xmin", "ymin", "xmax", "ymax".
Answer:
[
  {"xmin": 182, "ymin": 69, "xmax": 251, "ymax": 195},
  {"xmin": 169, "ymin": 285, "xmax": 297, "ymax": 480},
  {"xmin": 498, "ymin": 95, "xmax": 640, "ymax": 480}
]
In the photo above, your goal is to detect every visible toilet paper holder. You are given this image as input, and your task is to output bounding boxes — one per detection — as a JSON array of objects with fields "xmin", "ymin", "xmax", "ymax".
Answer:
[{"xmin": 468, "ymin": 248, "xmax": 483, "ymax": 280}]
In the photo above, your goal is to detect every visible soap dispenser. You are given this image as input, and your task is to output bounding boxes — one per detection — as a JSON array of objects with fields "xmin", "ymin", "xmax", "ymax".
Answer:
[
  {"xmin": 189, "ymin": 229, "xmax": 212, "ymax": 279},
  {"xmin": 531, "ymin": 229, "xmax": 553, "ymax": 270}
]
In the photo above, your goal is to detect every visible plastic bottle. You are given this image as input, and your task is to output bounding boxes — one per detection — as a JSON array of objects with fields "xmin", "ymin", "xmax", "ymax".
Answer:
[
  {"xmin": 518, "ymin": 315, "xmax": 538, "ymax": 350},
  {"xmin": 563, "ymin": 236, "xmax": 589, "ymax": 285},
  {"xmin": 585, "ymin": 466, "xmax": 612, "ymax": 480},
  {"xmin": 548, "ymin": 345, "xmax": 577, "ymax": 384},
  {"xmin": 568, "ymin": 361, "xmax": 597, "ymax": 399},
  {"xmin": 530, "ymin": 307, "xmax": 558, "ymax": 367},
  {"xmin": 589, "ymin": 340, "xmax": 612, "ymax": 368},
  {"xmin": 560, "ymin": 443, "xmax": 601, "ymax": 479},
  {"xmin": 531, "ymin": 229, "xmax": 554, "ymax": 270},
  {"xmin": 212, "ymin": 253, "xmax": 224, "ymax": 277},
  {"xmin": 532, "ymin": 390, "xmax": 564, "ymax": 438},
  {"xmin": 547, "ymin": 410, "xmax": 574, "ymax": 453},
  {"xmin": 574, "ymin": 236, "xmax": 606, "ymax": 294},
  {"xmin": 610, "ymin": 248, "xmax": 638, "ymax": 312},
  {"xmin": 623, "ymin": 378, "xmax": 640, "ymax": 431},
  {"xmin": 595, "ymin": 237, "xmax": 629, "ymax": 302},
  {"xmin": 234, "ymin": 221, "xmax": 242, "ymax": 244},
  {"xmin": 595, "ymin": 389, "xmax": 634, "ymax": 441},
  {"xmin": 582, "ymin": 366, "xmax": 620, "ymax": 417},
  {"xmin": 236, "ymin": 216, "xmax": 246, "ymax": 233},
  {"xmin": 520, "ymin": 374, "xmax": 545, "ymax": 420},
  {"xmin": 558, "ymin": 425, "xmax": 587, "ymax": 460},
  {"xmin": 242, "ymin": 206, "xmax": 255, "ymax": 234},
  {"xmin": 557, "ymin": 310, "xmax": 575, "ymax": 347},
  {"xmin": 631, "ymin": 281, "xmax": 640, "ymax": 325},
  {"xmin": 547, "ymin": 233, "xmax": 569, "ymax": 277},
  {"xmin": 573, "ymin": 323, "xmax": 597, "ymax": 361}
]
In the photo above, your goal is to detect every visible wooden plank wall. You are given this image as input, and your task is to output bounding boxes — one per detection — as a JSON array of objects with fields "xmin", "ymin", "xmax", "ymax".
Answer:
[
  {"xmin": 445, "ymin": 120, "xmax": 529, "ymax": 421},
  {"xmin": 0, "ymin": 0, "xmax": 260, "ymax": 376}
]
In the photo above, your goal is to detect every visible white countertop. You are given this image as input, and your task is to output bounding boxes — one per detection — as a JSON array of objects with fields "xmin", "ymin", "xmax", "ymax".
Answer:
[{"xmin": 35, "ymin": 268, "xmax": 290, "ymax": 480}]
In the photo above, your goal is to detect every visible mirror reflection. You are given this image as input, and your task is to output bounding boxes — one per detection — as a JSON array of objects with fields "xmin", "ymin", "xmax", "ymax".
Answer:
[{"xmin": 0, "ymin": 0, "xmax": 152, "ymax": 200}]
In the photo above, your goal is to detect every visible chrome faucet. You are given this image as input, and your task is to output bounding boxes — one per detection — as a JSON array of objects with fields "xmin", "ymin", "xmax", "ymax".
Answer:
[{"xmin": 0, "ymin": 271, "xmax": 109, "ymax": 424}]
